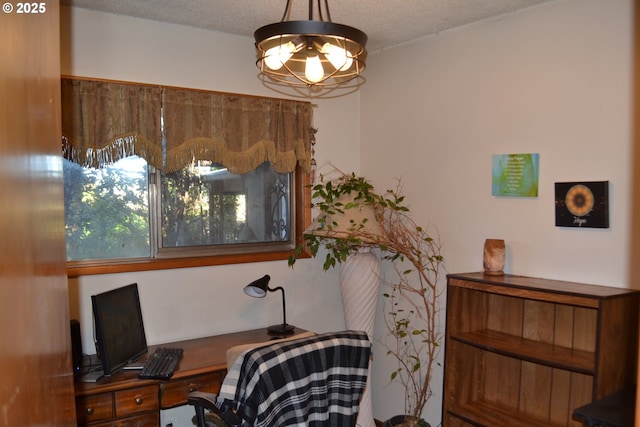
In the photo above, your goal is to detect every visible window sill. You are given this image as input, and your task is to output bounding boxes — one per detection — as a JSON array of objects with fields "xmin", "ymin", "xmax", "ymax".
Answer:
[{"xmin": 67, "ymin": 249, "xmax": 311, "ymax": 277}]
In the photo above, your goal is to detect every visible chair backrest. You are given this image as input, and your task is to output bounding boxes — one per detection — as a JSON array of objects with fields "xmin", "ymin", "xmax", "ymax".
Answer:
[
  {"xmin": 218, "ymin": 330, "xmax": 371, "ymax": 427},
  {"xmin": 225, "ymin": 331, "xmax": 316, "ymax": 369}
]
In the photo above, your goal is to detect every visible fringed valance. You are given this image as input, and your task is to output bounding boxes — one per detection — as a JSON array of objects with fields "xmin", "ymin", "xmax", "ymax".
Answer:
[
  {"xmin": 162, "ymin": 87, "xmax": 312, "ymax": 174},
  {"xmin": 61, "ymin": 78, "xmax": 162, "ymax": 169},
  {"xmin": 61, "ymin": 77, "xmax": 313, "ymax": 174}
]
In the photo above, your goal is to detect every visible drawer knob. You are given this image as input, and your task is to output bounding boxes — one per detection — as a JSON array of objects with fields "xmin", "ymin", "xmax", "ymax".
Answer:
[
  {"xmin": 189, "ymin": 383, "xmax": 197, "ymax": 392},
  {"xmin": 86, "ymin": 407, "xmax": 94, "ymax": 416},
  {"xmin": 135, "ymin": 396, "xmax": 144, "ymax": 405}
]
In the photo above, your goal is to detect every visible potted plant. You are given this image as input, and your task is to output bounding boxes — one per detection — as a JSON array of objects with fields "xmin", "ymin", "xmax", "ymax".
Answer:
[{"xmin": 289, "ymin": 173, "xmax": 444, "ymax": 427}]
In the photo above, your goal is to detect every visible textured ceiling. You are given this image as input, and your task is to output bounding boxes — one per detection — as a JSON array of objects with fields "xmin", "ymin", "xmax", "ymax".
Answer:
[{"xmin": 60, "ymin": 0, "xmax": 554, "ymax": 52}]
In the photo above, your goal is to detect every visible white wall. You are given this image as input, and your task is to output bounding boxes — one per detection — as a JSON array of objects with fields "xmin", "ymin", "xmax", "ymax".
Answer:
[
  {"xmin": 361, "ymin": 0, "xmax": 633, "ymax": 423},
  {"xmin": 63, "ymin": 0, "xmax": 635, "ymax": 425}
]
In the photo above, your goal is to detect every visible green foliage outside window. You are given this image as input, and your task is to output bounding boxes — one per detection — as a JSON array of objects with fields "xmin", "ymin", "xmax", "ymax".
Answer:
[
  {"xmin": 161, "ymin": 163, "xmax": 242, "ymax": 247},
  {"xmin": 63, "ymin": 157, "xmax": 150, "ymax": 260},
  {"xmin": 63, "ymin": 157, "xmax": 291, "ymax": 263}
]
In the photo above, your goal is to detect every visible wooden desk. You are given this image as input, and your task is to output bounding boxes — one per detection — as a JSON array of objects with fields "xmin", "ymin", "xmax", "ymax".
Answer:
[{"xmin": 74, "ymin": 328, "xmax": 282, "ymax": 426}]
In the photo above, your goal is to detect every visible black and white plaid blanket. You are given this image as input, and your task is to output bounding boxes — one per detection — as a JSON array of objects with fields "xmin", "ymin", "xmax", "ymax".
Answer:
[{"xmin": 216, "ymin": 330, "xmax": 371, "ymax": 427}]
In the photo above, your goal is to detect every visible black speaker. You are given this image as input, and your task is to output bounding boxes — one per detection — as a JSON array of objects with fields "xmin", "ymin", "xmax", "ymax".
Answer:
[{"xmin": 70, "ymin": 319, "xmax": 82, "ymax": 380}]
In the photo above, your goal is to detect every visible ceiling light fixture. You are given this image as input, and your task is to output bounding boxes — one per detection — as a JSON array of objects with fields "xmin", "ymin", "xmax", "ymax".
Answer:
[{"xmin": 254, "ymin": 0, "xmax": 367, "ymax": 88}]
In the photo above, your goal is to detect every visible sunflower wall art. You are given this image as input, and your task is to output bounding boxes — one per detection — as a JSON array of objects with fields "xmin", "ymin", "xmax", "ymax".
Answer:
[{"xmin": 554, "ymin": 181, "xmax": 609, "ymax": 228}]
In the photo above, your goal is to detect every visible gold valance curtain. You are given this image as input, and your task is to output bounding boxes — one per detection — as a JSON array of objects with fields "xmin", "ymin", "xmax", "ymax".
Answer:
[
  {"xmin": 162, "ymin": 87, "xmax": 312, "ymax": 174},
  {"xmin": 61, "ymin": 78, "xmax": 313, "ymax": 174},
  {"xmin": 61, "ymin": 78, "xmax": 163, "ymax": 169}
]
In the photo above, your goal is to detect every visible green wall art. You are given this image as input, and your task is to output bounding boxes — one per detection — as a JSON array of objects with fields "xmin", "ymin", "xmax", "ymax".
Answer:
[{"xmin": 492, "ymin": 153, "xmax": 539, "ymax": 197}]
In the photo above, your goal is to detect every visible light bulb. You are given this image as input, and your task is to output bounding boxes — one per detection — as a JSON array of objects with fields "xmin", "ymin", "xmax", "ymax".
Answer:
[
  {"xmin": 321, "ymin": 42, "xmax": 353, "ymax": 71},
  {"xmin": 305, "ymin": 55, "xmax": 324, "ymax": 83},
  {"xmin": 263, "ymin": 42, "xmax": 295, "ymax": 70}
]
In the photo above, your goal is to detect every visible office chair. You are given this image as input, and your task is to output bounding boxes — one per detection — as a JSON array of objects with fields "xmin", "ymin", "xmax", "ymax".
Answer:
[{"xmin": 188, "ymin": 330, "xmax": 371, "ymax": 427}]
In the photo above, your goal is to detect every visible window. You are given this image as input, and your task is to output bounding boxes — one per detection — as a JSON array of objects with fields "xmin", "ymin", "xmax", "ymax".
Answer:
[
  {"xmin": 61, "ymin": 77, "xmax": 313, "ymax": 276},
  {"xmin": 64, "ymin": 156, "xmax": 150, "ymax": 261},
  {"xmin": 64, "ymin": 158, "xmax": 300, "ymax": 268},
  {"xmin": 160, "ymin": 162, "xmax": 291, "ymax": 250}
]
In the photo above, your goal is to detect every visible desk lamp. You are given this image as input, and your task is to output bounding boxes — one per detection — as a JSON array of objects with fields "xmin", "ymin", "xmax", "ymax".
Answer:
[{"xmin": 244, "ymin": 275, "xmax": 295, "ymax": 335}]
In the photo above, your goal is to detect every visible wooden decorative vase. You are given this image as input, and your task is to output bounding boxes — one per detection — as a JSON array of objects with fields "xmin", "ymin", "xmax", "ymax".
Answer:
[{"xmin": 483, "ymin": 239, "xmax": 505, "ymax": 275}]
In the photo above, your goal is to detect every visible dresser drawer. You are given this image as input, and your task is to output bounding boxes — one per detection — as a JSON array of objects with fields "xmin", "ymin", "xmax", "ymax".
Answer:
[
  {"xmin": 87, "ymin": 411, "xmax": 160, "ymax": 427},
  {"xmin": 160, "ymin": 372, "xmax": 222, "ymax": 408},
  {"xmin": 76, "ymin": 393, "xmax": 114, "ymax": 424},
  {"xmin": 114, "ymin": 385, "xmax": 159, "ymax": 417}
]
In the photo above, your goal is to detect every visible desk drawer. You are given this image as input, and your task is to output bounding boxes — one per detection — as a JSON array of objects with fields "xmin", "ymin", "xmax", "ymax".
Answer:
[
  {"xmin": 87, "ymin": 412, "xmax": 159, "ymax": 427},
  {"xmin": 76, "ymin": 393, "xmax": 114, "ymax": 424},
  {"xmin": 160, "ymin": 372, "xmax": 222, "ymax": 408},
  {"xmin": 114, "ymin": 385, "xmax": 159, "ymax": 417}
]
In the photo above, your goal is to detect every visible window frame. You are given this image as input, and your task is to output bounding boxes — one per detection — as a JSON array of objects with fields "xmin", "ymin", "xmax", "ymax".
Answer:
[{"xmin": 66, "ymin": 165, "xmax": 311, "ymax": 277}]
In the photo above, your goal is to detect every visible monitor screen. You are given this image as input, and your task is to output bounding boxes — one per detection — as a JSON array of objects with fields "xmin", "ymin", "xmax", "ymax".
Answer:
[{"xmin": 91, "ymin": 283, "xmax": 148, "ymax": 376}]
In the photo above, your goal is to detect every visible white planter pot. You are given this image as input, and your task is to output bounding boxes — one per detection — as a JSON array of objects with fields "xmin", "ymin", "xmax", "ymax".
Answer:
[{"xmin": 339, "ymin": 249, "xmax": 380, "ymax": 427}]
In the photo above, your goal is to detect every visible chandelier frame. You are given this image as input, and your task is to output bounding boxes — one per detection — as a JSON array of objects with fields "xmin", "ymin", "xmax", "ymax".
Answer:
[{"xmin": 254, "ymin": 0, "xmax": 368, "ymax": 87}]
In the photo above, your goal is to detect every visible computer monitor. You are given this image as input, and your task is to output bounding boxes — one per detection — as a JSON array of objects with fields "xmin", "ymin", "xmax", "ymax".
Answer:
[{"xmin": 91, "ymin": 283, "xmax": 148, "ymax": 376}]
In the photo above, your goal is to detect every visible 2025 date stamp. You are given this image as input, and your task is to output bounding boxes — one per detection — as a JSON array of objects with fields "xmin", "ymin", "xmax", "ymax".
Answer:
[{"xmin": 3, "ymin": 2, "xmax": 47, "ymax": 14}]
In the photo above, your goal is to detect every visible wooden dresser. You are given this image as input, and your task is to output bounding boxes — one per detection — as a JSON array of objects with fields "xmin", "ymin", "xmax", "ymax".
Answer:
[
  {"xmin": 75, "ymin": 328, "xmax": 284, "ymax": 426},
  {"xmin": 442, "ymin": 273, "xmax": 639, "ymax": 427}
]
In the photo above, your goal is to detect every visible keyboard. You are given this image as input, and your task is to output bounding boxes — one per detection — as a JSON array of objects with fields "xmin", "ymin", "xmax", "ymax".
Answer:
[{"xmin": 138, "ymin": 347, "xmax": 183, "ymax": 380}]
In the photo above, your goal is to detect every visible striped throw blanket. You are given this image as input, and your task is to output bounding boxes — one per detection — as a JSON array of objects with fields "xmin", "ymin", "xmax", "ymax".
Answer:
[{"xmin": 216, "ymin": 330, "xmax": 371, "ymax": 427}]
